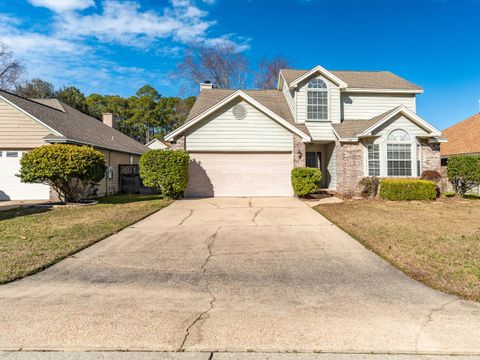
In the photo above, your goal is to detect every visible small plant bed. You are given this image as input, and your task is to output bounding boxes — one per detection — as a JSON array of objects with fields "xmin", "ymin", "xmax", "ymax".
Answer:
[
  {"xmin": 315, "ymin": 197, "xmax": 480, "ymax": 301},
  {"xmin": 0, "ymin": 194, "xmax": 171, "ymax": 283}
]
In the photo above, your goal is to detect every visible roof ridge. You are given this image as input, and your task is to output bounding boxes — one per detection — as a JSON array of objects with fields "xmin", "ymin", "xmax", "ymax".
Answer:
[{"xmin": 0, "ymin": 89, "xmax": 65, "ymax": 113}]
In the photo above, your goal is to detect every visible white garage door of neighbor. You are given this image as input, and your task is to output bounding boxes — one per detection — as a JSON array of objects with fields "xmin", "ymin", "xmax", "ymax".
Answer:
[
  {"xmin": 187, "ymin": 152, "xmax": 293, "ymax": 197},
  {"xmin": 0, "ymin": 150, "xmax": 50, "ymax": 201}
]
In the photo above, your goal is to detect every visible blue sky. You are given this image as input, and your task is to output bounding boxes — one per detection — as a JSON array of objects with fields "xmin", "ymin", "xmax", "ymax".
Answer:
[{"xmin": 0, "ymin": 0, "xmax": 479, "ymax": 129}]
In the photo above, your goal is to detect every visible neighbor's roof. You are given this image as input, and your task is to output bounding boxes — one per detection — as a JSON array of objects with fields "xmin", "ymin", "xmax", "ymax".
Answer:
[
  {"xmin": 281, "ymin": 69, "xmax": 423, "ymax": 91},
  {"xmin": 0, "ymin": 90, "xmax": 147, "ymax": 155},
  {"xmin": 145, "ymin": 138, "xmax": 171, "ymax": 148},
  {"xmin": 441, "ymin": 113, "xmax": 480, "ymax": 156},
  {"xmin": 186, "ymin": 89, "xmax": 309, "ymax": 135}
]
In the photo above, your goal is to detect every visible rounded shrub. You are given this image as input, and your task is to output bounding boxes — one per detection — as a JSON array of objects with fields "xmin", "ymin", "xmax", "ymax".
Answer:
[
  {"xmin": 291, "ymin": 167, "xmax": 322, "ymax": 197},
  {"xmin": 140, "ymin": 149, "xmax": 189, "ymax": 199},
  {"xmin": 359, "ymin": 177, "xmax": 380, "ymax": 198},
  {"xmin": 446, "ymin": 155, "xmax": 480, "ymax": 197},
  {"xmin": 379, "ymin": 179, "xmax": 437, "ymax": 201},
  {"xmin": 19, "ymin": 144, "xmax": 105, "ymax": 203},
  {"xmin": 420, "ymin": 170, "xmax": 442, "ymax": 182}
]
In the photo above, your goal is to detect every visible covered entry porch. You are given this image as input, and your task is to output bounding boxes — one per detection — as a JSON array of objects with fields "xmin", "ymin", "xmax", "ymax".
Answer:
[{"xmin": 305, "ymin": 141, "xmax": 337, "ymax": 190}]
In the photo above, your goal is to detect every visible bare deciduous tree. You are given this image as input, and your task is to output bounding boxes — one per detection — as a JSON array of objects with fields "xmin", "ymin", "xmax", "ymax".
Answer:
[
  {"xmin": 0, "ymin": 43, "xmax": 23, "ymax": 90},
  {"xmin": 176, "ymin": 44, "xmax": 249, "ymax": 90},
  {"xmin": 254, "ymin": 55, "xmax": 291, "ymax": 90}
]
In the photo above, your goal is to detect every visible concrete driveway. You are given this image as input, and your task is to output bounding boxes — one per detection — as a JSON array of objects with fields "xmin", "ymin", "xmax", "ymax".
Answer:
[{"xmin": 1, "ymin": 197, "xmax": 480, "ymax": 354}]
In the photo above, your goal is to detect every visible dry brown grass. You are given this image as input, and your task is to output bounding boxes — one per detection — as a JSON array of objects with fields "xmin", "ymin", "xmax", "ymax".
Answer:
[
  {"xmin": 315, "ymin": 197, "xmax": 480, "ymax": 301},
  {"xmin": 0, "ymin": 194, "xmax": 171, "ymax": 283}
]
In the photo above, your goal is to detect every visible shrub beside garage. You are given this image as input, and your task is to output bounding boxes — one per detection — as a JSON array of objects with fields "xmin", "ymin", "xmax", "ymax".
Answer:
[
  {"xmin": 446, "ymin": 155, "xmax": 480, "ymax": 197},
  {"xmin": 291, "ymin": 167, "xmax": 322, "ymax": 197},
  {"xmin": 379, "ymin": 179, "xmax": 437, "ymax": 201},
  {"xmin": 140, "ymin": 149, "xmax": 189, "ymax": 199}
]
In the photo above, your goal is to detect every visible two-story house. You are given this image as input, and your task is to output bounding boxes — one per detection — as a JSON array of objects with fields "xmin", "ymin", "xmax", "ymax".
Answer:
[{"xmin": 165, "ymin": 65, "xmax": 445, "ymax": 197}]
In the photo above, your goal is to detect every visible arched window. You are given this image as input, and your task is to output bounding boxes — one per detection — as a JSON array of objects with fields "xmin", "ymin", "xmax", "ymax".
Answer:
[
  {"xmin": 307, "ymin": 79, "xmax": 328, "ymax": 120},
  {"xmin": 387, "ymin": 129, "xmax": 412, "ymax": 176}
]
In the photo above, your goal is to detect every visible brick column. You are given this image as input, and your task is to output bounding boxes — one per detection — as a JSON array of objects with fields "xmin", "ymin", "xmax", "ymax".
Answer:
[
  {"xmin": 293, "ymin": 135, "xmax": 306, "ymax": 167},
  {"xmin": 336, "ymin": 140, "xmax": 364, "ymax": 195},
  {"xmin": 420, "ymin": 140, "xmax": 441, "ymax": 172},
  {"xmin": 170, "ymin": 136, "xmax": 185, "ymax": 150}
]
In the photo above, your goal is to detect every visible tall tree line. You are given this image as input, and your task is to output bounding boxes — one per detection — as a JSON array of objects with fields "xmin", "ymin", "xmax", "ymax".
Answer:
[{"xmin": 14, "ymin": 80, "xmax": 195, "ymax": 144}]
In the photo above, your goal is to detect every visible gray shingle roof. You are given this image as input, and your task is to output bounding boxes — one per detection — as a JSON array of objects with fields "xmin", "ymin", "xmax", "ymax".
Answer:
[
  {"xmin": 186, "ymin": 89, "xmax": 310, "ymax": 136},
  {"xmin": 0, "ymin": 90, "xmax": 147, "ymax": 155},
  {"xmin": 281, "ymin": 69, "xmax": 423, "ymax": 91},
  {"xmin": 331, "ymin": 108, "xmax": 399, "ymax": 139}
]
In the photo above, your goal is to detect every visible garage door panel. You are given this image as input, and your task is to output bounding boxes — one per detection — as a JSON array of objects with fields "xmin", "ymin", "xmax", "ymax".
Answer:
[
  {"xmin": 0, "ymin": 151, "xmax": 50, "ymax": 200},
  {"xmin": 187, "ymin": 153, "xmax": 293, "ymax": 197}
]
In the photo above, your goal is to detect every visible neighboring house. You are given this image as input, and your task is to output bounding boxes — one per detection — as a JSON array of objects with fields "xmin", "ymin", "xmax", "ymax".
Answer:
[
  {"xmin": 0, "ymin": 90, "xmax": 148, "ymax": 201},
  {"xmin": 146, "ymin": 139, "xmax": 171, "ymax": 150},
  {"xmin": 165, "ymin": 65, "xmax": 445, "ymax": 197},
  {"xmin": 441, "ymin": 113, "xmax": 480, "ymax": 162}
]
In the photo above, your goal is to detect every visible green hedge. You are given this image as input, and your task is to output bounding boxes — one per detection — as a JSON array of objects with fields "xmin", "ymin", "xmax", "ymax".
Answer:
[
  {"xmin": 140, "ymin": 150, "xmax": 189, "ymax": 199},
  {"xmin": 446, "ymin": 155, "xmax": 480, "ymax": 197},
  {"xmin": 291, "ymin": 167, "xmax": 322, "ymax": 197},
  {"xmin": 19, "ymin": 144, "xmax": 105, "ymax": 203},
  {"xmin": 379, "ymin": 179, "xmax": 437, "ymax": 201}
]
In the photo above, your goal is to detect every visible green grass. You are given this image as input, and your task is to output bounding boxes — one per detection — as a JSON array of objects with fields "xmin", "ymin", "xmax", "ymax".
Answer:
[
  {"xmin": 315, "ymin": 198, "xmax": 480, "ymax": 301},
  {"xmin": 443, "ymin": 191, "xmax": 480, "ymax": 200},
  {"xmin": 0, "ymin": 194, "xmax": 171, "ymax": 283}
]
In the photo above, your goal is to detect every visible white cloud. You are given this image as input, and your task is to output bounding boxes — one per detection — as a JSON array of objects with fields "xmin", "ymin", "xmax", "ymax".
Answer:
[
  {"xmin": 55, "ymin": 0, "xmax": 215, "ymax": 46},
  {"xmin": 28, "ymin": 0, "xmax": 95, "ymax": 13}
]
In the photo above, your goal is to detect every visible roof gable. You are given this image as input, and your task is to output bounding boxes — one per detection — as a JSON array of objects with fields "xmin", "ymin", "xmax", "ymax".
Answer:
[
  {"xmin": 280, "ymin": 68, "xmax": 423, "ymax": 93},
  {"xmin": 283, "ymin": 65, "xmax": 348, "ymax": 90},
  {"xmin": 166, "ymin": 89, "xmax": 310, "ymax": 142}
]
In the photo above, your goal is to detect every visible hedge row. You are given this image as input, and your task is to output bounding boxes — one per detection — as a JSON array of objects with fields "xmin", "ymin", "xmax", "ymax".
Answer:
[{"xmin": 379, "ymin": 179, "xmax": 437, "ymax": 201}]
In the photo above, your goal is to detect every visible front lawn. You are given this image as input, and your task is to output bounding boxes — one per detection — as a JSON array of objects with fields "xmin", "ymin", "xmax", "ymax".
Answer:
[
  {"xmin": 315, "ymin": 198, "xmax": 480, "ymax": 301},
  {"xmin": 0, "ymin": 194, "xmax": 171, "ymax": 283}
]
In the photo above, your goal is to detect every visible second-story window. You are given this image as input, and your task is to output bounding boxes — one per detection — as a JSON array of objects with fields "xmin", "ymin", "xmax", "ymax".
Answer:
[{"xmin": 307, "ymin": 79, "xmax": 328, "ymax": 120}]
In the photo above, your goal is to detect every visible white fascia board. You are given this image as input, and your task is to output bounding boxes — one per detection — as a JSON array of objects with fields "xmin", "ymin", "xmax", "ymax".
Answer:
[
  {"xmin": 0, "ymin": 94, "xmax": 63, "ymax": 137},
  {"xmin": 343, "ymin": 88, "xmax": 424, "ymax": 94},
  {"xmin": 358, "ymin": 106, "xmax": 441, "ymax": 137},
  {"xmin": 165, "ymin": 90, "xmax": 311, "ymax": 142},
  {"xmin": 277, "ymin": 71, "xmax": 286, "ymax": 91},
  {"xmin": 289, "ymin": 65, "xmax": 348, "ymax": 89}
]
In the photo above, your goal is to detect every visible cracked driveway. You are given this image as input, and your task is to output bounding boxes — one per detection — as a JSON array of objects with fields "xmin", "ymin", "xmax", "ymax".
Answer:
[{"xmin": 1, "ymin": 197, "xmax": 480, "ymax": 354}]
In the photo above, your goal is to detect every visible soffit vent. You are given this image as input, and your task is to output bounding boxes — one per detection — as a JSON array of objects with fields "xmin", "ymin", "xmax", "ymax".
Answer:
[{"xmin": 232, "ymin": 104, "xmax": 247, "ymax": 120}]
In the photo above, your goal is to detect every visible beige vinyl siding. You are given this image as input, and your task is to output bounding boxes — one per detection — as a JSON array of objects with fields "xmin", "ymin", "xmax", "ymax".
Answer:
[
  {"xmin": 372, "ymin": 114, "xmax": 429, "ymax": 138},
  {"xmin": 305, "ymin": 122, "xmax": 336, "ymax": 141},
  {"xmin": 296, "ymin": 75, "xmax": 341, "ymax": 124},
  {"xmin": 341, "ymin": 93, "xmax": 416, "ymax": 120},
  {"xmin": 281, "ymin": 79, "xmax": 295, "ymax": 117},
  {"xmin": 185, "ymin": 100, "xmax": 293, "ymax": 152},
  {"xmin": 0, "ymin": 98, "xmax": 52, "ymax": 148},
  {"xmin": 97, "ymin": 151, "xmax": 136, "ymax": 197}
]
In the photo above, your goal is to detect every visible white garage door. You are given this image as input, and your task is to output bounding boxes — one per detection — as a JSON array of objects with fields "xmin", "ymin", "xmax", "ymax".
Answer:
[
  {"xmin": 0, "ymin": 150, "xmax": 50, "ymax": 201},
  {"xmin": 187, "ymin": 152, "xmax": 293, "ymax": 197}
]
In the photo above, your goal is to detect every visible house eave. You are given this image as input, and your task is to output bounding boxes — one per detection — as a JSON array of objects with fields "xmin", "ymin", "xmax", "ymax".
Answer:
[
  {"xmin": 45, "ymin": 138, "xmax": 145, "ymax": 156},
  {"xmin": 343, "ymin": 88, "xmax": 424, "ymax": 94}
]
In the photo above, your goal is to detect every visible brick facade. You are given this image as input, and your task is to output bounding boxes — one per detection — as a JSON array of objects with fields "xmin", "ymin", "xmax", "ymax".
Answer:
[
  {"xmin": 170, "ymin": 136, "xmax": 186, "ymax": 150},
  {"xmin": 420, "ymin": 140, "xmax": 441, "ymax": 172},
  {"xmin": 293, "ymin": 134, "xmax": 305, "ymax": 167},
  {"xmin": 335, "ymin": 141, "xmax": 364, "ymax": 195}
]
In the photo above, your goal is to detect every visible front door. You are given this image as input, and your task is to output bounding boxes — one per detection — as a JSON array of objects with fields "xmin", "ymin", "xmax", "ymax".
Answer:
[{"xmin": 306, "ymin": 151, "xmax": 323, "ymax": 188}]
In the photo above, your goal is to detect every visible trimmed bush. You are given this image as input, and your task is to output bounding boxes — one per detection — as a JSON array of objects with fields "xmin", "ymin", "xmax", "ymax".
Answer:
[
  {"xmin": 446, "ymin": 155, "xmax": 480, "ymax": 197},
  {"xmin": 359, "ymin": 177, "xmax": 380, "ymax": 198},
  {"xmin": 19, "ymin": 144, "xmax": 105, "ymax": 203},
  {"xmin": 140, "ymin": 149, "xmax": 189, "ymax": 198},
  {"xmin": 291, "ymin": 167, "xmax": 322, "ymax": 197},
  {"xmin": 379, "ymin": 179, "xmax": 437, "ymax": 201},
  {"xmin": 421, "ymin": 170, "xmax": 442, "ymax": 183}
]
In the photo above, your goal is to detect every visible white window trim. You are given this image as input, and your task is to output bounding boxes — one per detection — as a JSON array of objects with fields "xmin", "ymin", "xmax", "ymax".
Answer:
[
  {"xmin": 363, "ymin": 129, "xmax": 419, "ymax": 178},
  {"xmin": 306, "ymin": 78, "xmax": 330, "ymax": 122}
]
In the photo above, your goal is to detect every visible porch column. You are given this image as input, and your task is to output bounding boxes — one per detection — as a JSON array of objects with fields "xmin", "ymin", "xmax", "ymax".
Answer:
[{"xmin": 293, "ymin": 135, "xmax": 306, "ymax": 167}]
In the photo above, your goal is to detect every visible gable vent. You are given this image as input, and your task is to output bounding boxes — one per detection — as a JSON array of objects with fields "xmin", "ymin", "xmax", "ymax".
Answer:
[{"xmin": 232, "ymin": 104, "xmax": 247, "ymax": 120}]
